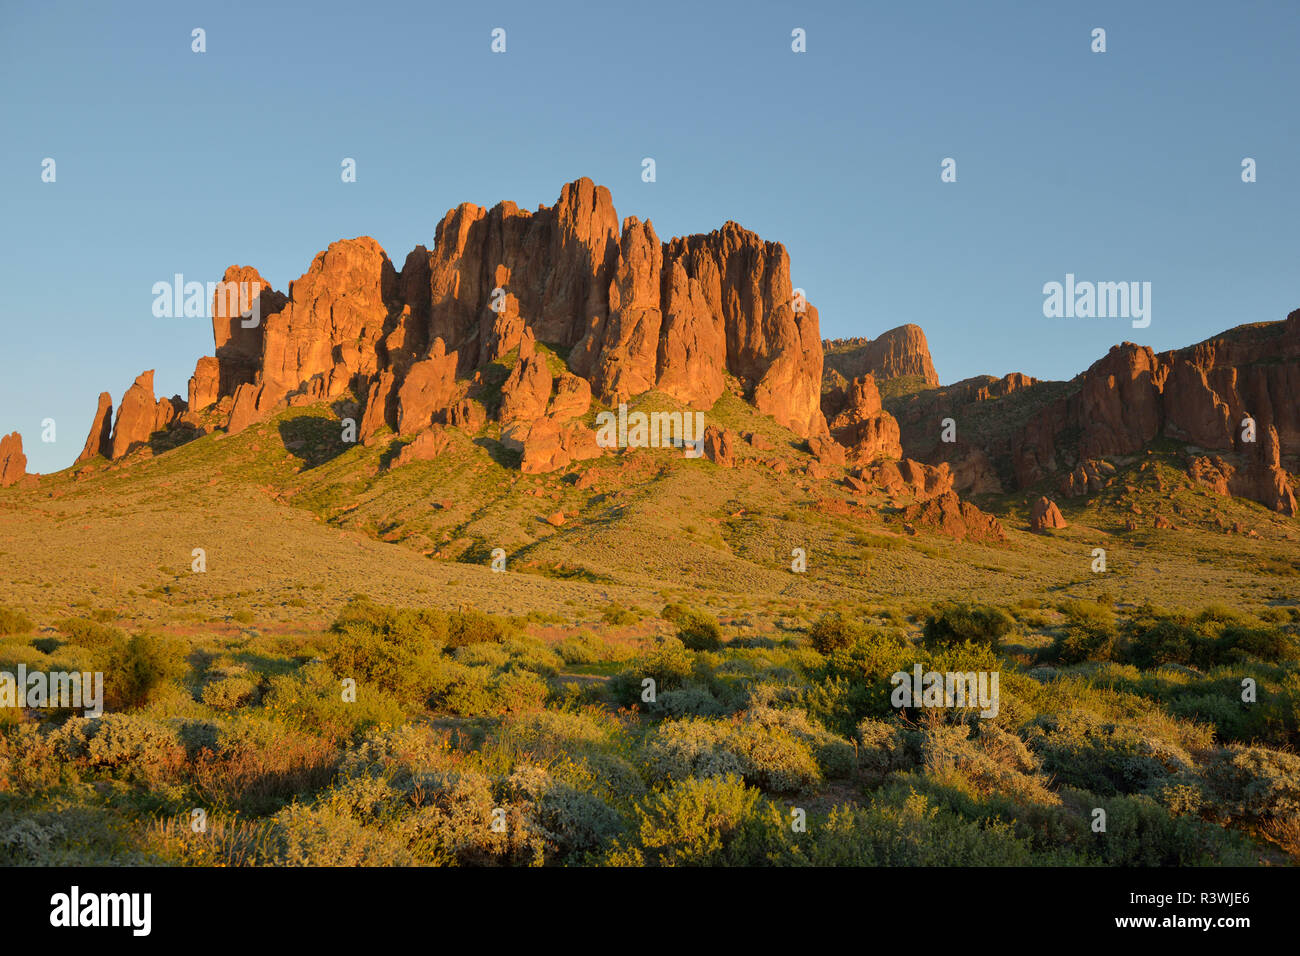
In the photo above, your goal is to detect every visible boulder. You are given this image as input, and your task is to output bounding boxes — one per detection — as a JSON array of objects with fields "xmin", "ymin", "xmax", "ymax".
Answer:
[
  {"xmin": 703, "ymin": 425, "xmax": 736, "ymax": 467},
  {"xmin": 1029, "ymin": 496, "xmax": 1067, "ymax": 531},
  {"xmin": 903, "ymin": 491, "xmax": 1006, "ymax": 543},
  {"xmin": 391, "ymin": 426, "xmax": 450, "ymax": 468}
]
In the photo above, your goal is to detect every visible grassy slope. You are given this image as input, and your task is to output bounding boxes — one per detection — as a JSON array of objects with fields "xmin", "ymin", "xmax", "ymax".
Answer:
[{"xmin": 2, "ymin": 387, "xmax": 1297, "ymax": 636}]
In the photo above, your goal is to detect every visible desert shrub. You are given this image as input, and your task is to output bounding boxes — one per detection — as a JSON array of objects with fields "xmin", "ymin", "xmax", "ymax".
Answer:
[
  {"xmin": 651, "ymin": 682, "xmax": 728, "ymax": 718},
  {"xmin": 1058, "ymin": 599, "xmax": 1115, "ymax": 629},
  {"xmin": 0, "ymin": 606, "xmax": 32, "ymax": 637},
  {"xmin": 641, "ymin": 710, "xmax": 830, "ymax": 794},
  {"xmin": 663, "ymin": 604, "xmax": 723, "ymax": 651},
  {"xmin": 1222, "ymin": 626, "xmax": 1298, "ymax": 662},
  {"xmin": 453, "ymin": 643, "xmax": 510, "ymax": 668},
  {"xmin": 808, "ymin": 613, "xmax": 865, "ymax": 654},
  {"xmin": 611, "ymin": 637, "xmax": 696, "ymax": 705},
  {"xmin": 1201, "ymin": 745, "xmax": 1300, "ymax": 825},
  {"xmin": 500, "ymin": 637, "xmax": 564, "ymax": 676},
  {"xmin": 326, "ymin": 600, "xmax": 446, "ymax": 707},
  {"xmin": 188, "ymin": 721, "xmax": 340, "ymax": 814},
  {"xmin": 201, "ymin": 676, "xmax": 260, "ymax": 711},
  {"xmin": 911, "ymin": 721, "xmax": 1054, "ymax": 805},
  {"xmin": 922, "ymin": 604, "xmax": 1014, "ymax": 650},
  {"xmin": 263, "ymin": 662, "xmax": 407, "ymax": 742},
  {"xmin": 0, "ymin": 806, "xmax": 142, "ymax": 866},
  {"xmin": 556, "ymin": 631, "xmax": 617, "ymax": 665},
  {"xmin": 790, "ymin": 791, "xmax": 1039, "ymax": 867},
  {"xmin": 491, "ymin": 670, "xmax": 550, "ymax": 714},
  {"xmin": 428, "ymin": 662, "xmax": 548, "ymax": 717},
  {"xmin": 642, "ymin": 719, "xmax": 741, "ymax": 784},
  {"xmin": 1128, "ymin": 620, "xmax": 1208, "ymax": 670},
  {"xmin": 505, "ymin": 766, "xmax": 624, "ymax": 860},
  {"xmin": 102, "ymin": 632, "xmax": 188, "ymax": 710},
  {"xmin": 600, "ymin": 603, "xmax": 640, "ymax": 626},
  {"xmin": 401, "ymin": 769, "xmax": 548, "ymax": 866},
  {"xmin": 341, "ymin": 724, "xmax": 451, "ymax": 783},
  {"xmin": 605, "ymin": 774, "xmax": 784, "ymax": 866},
  {"xmin": 856, "ymin": 718, "xmax": 911, "ymax": 775},
  {"xmin": 446, "ymin": 609, "xmax": 513, "ymax": 648},
  {"xmin": 332, "ymin": 596, "xmax": 448, "ymax": 647},
  {"xmin": 1024, "ymin": 710, "xmax": 1195, "ymax": 796},
  {"xmin": 1055, "ymin": 625, "xmax": 1117, "ymax": 664},
  {"xmin": 0, "ymin": 724, "xmax": 63, "ymax": 793},
  {"xmin": 52, "ymin": 714, "xmax": 186, "ymax": 783},
  {"xmin": 265, "ymin": 804, "xmax": 413, "ymax": 866},
  {"xmin": 56, "ymin": 617, "xmax": 124, "ymax": 648},
  {"xmin": 741, "ymin": 706, "xmax": 856, "ymax": 779},
  {"xmin": 725, "ymin": 721, "xmax": 823, "ymax": 793},
  {"xmin": 1090, "ymin": 793, "xmax": 1257, "ymax": 866}
]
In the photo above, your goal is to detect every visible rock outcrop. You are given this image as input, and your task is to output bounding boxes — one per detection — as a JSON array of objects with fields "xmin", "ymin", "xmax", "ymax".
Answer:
[
  {"xmin": 110, "ymin": 178, "xmax": 828, "ymax": 464},
  {"xmin": 1029, "ymin": 496, "xmax": 1067, "ymax": 531},
  {"xmin": 211, "ymin": 266, "xmax": 287, "ymax": 397},
  {"xmin": 904, "ymin": 492, "xmax": 1006, "ymax": 542},
  {"xmin": 76, "ymin": 392, "xmax": 114, "ymax": 463},
  {"xmin": 703, "ymin": 425, "xmax": 736, "ymax": 468},
  {"xmin": 396, "ymin": 339, "xmax": 460, "ymax": 434},
  {"xmin": 520, "ymin": 419, "xmax": 602, "ymax": 474},
  {"xmin": 392, "ymin": 425, "xmax": 450, "ymax": 468},
  {"xmin": 0, "ymin": 432, "xmax": 26, "ymax": 487},
  {"xmin": 824, "ymin": 324, "xmax": 939, "ymax": 386},
  {"xmin": 822, "ymin": 373, "xmax": 903, "ymax": 463},
  {"xmin": 498, "ymin": 331, "xmax": 552, "ymax": 425},
  {"xmin": 1011, "ymin": 312, "xmax": 1300, "ymax": 513},
  {"xmin": 110, "ymin": 371, "xmax": 158, "ymax": 459}
]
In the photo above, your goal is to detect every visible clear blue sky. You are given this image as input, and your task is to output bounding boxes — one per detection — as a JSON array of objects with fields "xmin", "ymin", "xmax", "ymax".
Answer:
[{"xmin": 2, "ymin": 0, "xmax": 1297, "ymax": 473}]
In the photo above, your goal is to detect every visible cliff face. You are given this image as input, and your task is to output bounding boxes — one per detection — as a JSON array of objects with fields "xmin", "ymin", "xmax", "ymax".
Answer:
[
  {"xmin": 134, "ymin": 178, "xmax": 829, "ymax": 471},
  {"xmin": 1010, "ymin": 312, "xmax": 1300, "ymax": 514},
  {"xmin": 824, "ymin": 324, "xmax": 939, "ymax": 387},
  {"xmin": 49, "ymin": 176, "xmax": 1297, "ymax": 521}
]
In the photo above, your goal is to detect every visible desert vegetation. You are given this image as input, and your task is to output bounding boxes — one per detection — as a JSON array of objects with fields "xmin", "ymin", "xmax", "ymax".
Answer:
[{"xmin": 1, "ymin": 593, "xmax": 1296, "ymax": 866}]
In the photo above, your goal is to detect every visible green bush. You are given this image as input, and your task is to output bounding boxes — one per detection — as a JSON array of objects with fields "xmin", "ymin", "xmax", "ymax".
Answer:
[
  {"xmin": 1222, "ymin": 626, "xmax": 1297, "ymax": 662},
  {"xmin": 446, "ymin": 609, "xmax": 513, "ymax": 648},
  {"xmin": 103, "ymin": 633, "xmax": 188, "ymax": 710},
  {"xmin": 923, "ymin": 604, "xmax": 1014, "ymax": 650},
  {"xmin": 52, "ymin": 714, "xmax": 186, "ymax": 782},
  {"xmin": 201, "ymin": 676, "xmax": 260, "ymax": 711},
  {"xmin": 1024, "ymin": 710, "xmax": 1195, "ymax": 797},
  {"xmin": 605, "ymin": 774, "xmax": 783, "ymax": 866},
  {"xmin": 611, "ymin": 637, "xmax": 695, "ymax": 706},
  {"xmin": 0, "ymin": 606, "xmax": 33, "ymax": 636},
  {"xmin": 1201, "ymin": 745, "xmax": 1300, "ymax": 825},
  {"xmin": 808, "ymin": 613, "xmax": 865, "ymax": 654},
  {"xmin": 663, "ymin": 604, "xmax": 723, "ymax": 651},
  {"xmin": 1128, "ymin": 620, "xmax": 1205, "ymax": 670},
  {"xmin": 789, "ymin": 791, "xmax": 1040, "ymax": 866},
  {"xmin": 1056, "ymin": 624, "xmax": 1117, "ymax": 664},
  {"xmin": 56, "ymin": 617, "xmax": 125, "ymax": 649}
]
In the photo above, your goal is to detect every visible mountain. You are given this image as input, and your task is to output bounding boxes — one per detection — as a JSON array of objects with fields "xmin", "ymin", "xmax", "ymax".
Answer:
[{"xmin": 1, "ymin": 177, "xmax": 1296, "ymax": 538}]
